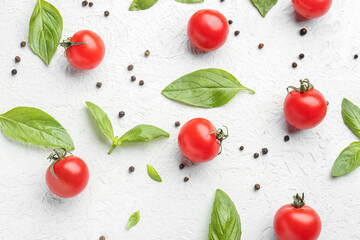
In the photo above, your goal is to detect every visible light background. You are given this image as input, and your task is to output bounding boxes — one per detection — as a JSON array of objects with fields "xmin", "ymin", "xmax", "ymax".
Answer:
[{"xmin": 1, "ymin": 0, "xmax": 360, "ymax": 239}]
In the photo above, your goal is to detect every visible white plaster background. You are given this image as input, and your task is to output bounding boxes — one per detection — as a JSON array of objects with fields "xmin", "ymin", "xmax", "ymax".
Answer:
[{"xmin": 0, "ymin": 0, "xmax": 360, "ymax": 239}]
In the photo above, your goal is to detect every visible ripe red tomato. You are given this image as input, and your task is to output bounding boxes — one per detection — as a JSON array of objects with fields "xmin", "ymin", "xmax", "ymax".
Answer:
[
  {"xmin": 284, "ymin": 79, "xmax": 327, "ymax": 130},
  {"xmin": 292, "ymin": 0, "xmax": 332, "ymax": 19},
  {"xmin": 61, "ymin": 30, "xmax": 105, "ymax": 70},
  {"xmin": 187, "ymin": 9, "xmax": 229, "ymax": 52},
  {"xmin": 46, "ymin": 155, "xmax": 89, "ymax": 198},
  {"xmin": 178, "ymin": 118, "xmax": 227, "ymax": 163},
  {"xmin": 274, "ymin": 193, "xmax": 322, "ymax": 240}
]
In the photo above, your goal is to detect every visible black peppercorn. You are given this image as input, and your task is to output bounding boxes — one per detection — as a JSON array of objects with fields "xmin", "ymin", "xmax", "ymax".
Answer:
[
  {"xmin": 258, "ymin": 43, "xmax": 264, "ymax": 49},
  {"xmin": 144, "ymin": 50, "xmax": 150, "ymax": 57},
  {"xmin": 354, "ymin": 54, "xmax": 358, "ymax": 60},
  {"xmin": 139, "ymin": 80, "xmax": 144, "ymax": 86},
  {"xmin": 284, "ymin": 135, "xmax": 290, "ymax": 142},
  {"xmin": 179, "ymin": 164, "xmax": 185, "ymax": 170},
  {"xmin": 292, "ymin": 62, "xmax": 298, "ymax": 68},
  {"xmin": 99, "ymin": 236, "xmax": 106, "ymax": 240},
  {"xmin": 262, "ymin": 148, "xmax": 268, "ymax": 155},
  {"xmin": 118, "ymin": 111, "xmax": 125, "ymax": 118},
  {"xmin": 127, "ymin": 64, "xmax": 134, "ymax": 71},
  {"xmin": 254, "ymin": 153, "xmax": 259, "ymax": 159},
  {"xmin": 20, "ymin": 41, "xmax": 26, "ymax": 47},
  {"xmin": 326, "ymin": 101, "xmax": 329, "ymax": 106},
  {"xmin": 104, "ymin": 11, "xmax": 109, "ymax": 17},
  {"xmin": 239, "ymin": 146, "xmax": 244, "ymax": 151},
  {"xmin": 254, "ymin": 184, "xmax": 260, "ymax": 191},
  {"xmin": 15, "ymin": 56, "xmax": 21, "ymax": 63},
  {"xmin": 184, "ymin": 177, "xmax": 189, "ymax": 182},
  {"xmin": 82, "ymin": 1, "xmax": 88, "ymax": 6},
  {"xmin": 175, "ymin": 121, "xmax": 180, "ymax": 127},
  {"xmin": 96, "ymin": 82, "xmax": 102, "ymax": 88},
  {"xmin": 234, "ymin": 30, "xmax": 240, "ymax": 36},
  {"xmin": 131, "ymin": 76, "xmax": 136, "ymax": 82},
  {"xmin": 129, "ymin": 166, "xmax": 135, "ymax": 173},
  {"xmin": 299, "ymin": 53, "xmax": 305, "ymax": 59},
  {"xmin": 89, "ymin": 2, "xmax": 93, "ymax": 7},
  {"xmin": 228, "ymin": 20, "xmax": 233, "ymax": 25},
  {"xmin": 11, "ymin": 69, "xmax": 17, "ymax": 75},
  {"xmin": 300, "ymin": 28, "xmax": 307, "ymax": 36}
]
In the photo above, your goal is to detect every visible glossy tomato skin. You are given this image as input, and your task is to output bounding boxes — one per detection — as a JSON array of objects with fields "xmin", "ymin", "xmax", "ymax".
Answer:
[
  {"xmin": 178, "ymin": 118, "xmax": 219, "ymax": 163},
  {"xmin": 46, "ymin": 156, "xmax": 89, "ymax": 198},
  {"xmin": 274, "ymin": 204, "xmax": 322, "ymax": 240},
  {"xmin": 187, "ymin": 9, "xmax": 229, "ymax": 52},
  {"xmin": 66, "ymin": 30, "xmax": 105, "ymax": 70},
  {"xmin": 292, "ymin": 0, "xmax": 332, "ymax": 19},
  {"xmin": 284, "ymin": 88, "xmax": 327, "ymax": 130}
]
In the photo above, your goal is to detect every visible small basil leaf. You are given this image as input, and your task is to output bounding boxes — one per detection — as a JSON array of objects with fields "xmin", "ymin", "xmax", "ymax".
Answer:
[
  {"xmin": 332, "ymin": 142, "xmax": 360, "ymax": 177},
  {"xmin": 147, "ymin": 164, "xmax": 162, "ymax": 182},
  {"xmin": 250, "ymin": 0, "xmax": 278, "ymax": 17},
  {"xmin": 208, "ymin": 189, "xmax": 241, "ymax": 240},
  {"xmin": 129, "ymin": 0, "xmax": 158, "ymax": 11},
  {"xmin": 126, "ymin": 210, "xmax": 140, "ymax": 230},
  {"xmin": 175, "ymin": 0, "xmax": 204, "ymax": 3},
  {"xmin": 118, "ymin": 124, "xmax": 169, "ymax": 145},
  {"xmin": 162, "ymin": 68, "xmax": 254, "ymax": 108},
  {"xmin": 29, "ymin": 0, "xmax": 63, "ymax": 65},
  {"xmin": 0, "ymin": 107, "xmax": 74, "ymax": 150},
  {"xmin": 342, "ymin": 98, "xmax": 360, "ymax": 139},
  {"xmin": 85, "ymin": 101, "xmax": 114, "ymax": 140}
]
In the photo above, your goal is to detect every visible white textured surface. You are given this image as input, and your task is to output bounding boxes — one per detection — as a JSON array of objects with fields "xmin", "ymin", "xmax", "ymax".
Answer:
[{"xmin": 1, "ymin": 0, "xmax": 360, "ymax": 239}]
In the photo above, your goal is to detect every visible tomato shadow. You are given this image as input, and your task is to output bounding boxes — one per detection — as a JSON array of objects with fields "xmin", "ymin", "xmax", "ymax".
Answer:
[
  {"xmin": 286, "ymin": 121, "xmax": 301, "ymax": 134},
  {"xmin": 293, "ymin": 10, "xmax": 310, "ymax": 23},
  {"xmin": 64, "ymin": 64, "xmax": 91, "ymax": 77},
  {"xmin": 187, "ymin": 41, "xmax": 207, "ymax": 55}
]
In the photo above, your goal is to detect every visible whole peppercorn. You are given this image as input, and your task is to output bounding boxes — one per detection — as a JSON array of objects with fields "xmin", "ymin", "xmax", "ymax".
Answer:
[
  {"xmin": 131, "ymin": 76, "xmax": 136, "ymax": 82},
  {"xmin": 284, "ymin": 135, "xmax": 290, "ymax": 142},
  {"xmin": 354, "ymin": 54, "xmax": 358, "ymax": 60},
  {"xmin": 184, "ymin": 177, "xmax": 189, "ymax": 182},
  {"xmin": 82, "ymin": 0, "xmax": 88, "ymax": 6},
  {"xmin": 144, "ymin": 50, "xmax": 150, "ymax": 57},
  {"xmin": 300, "ymin": 28, "xmax": 307, "ymax": 36},
  {"xmin": 127, "ymin": 64, "xmax": 134, "ymax": 71},
  {"xmin": 15, "ymin": 56, "xmax": 21, "ymax": 63},
  {"xmin": 89, "ymin": 2, "xmax": 93, "ymax": 7},
  {"xmin": 239, "ymin": 146, "xmax": 244, "ymax": 151},
  {"xmin": 139, "ymin": 80, "xmax": 144, "ymax": 86},
  {"xmin": 104, "ymin": 11, "xmax": 110, "ymax": 17},
  {"xmin": 254, "ymin": 153, "xmax": 259, "ymax": 159},
  {"xmin": 179, "ymin": 164, "xmax": 185, "ymax": 170},
  {"xmin": 11, "ymin": 69, "xmax": 17, "ymax": 75},
  {"xmin": 234, "ymin": 30, "xmax": 240, "ymax": 36},
  {"xmin": 299, "ymin": 53, "xmax": 305, "ymax": 59},
  {"xmin": 96, "ymin": 82, "xmax": 102, "ymax": 88},
  {"xmin": 326, "ymin": 101, "xmax": 329, "ymax": 106},
  {"xmin": 262, "ymin": 148, "xmax": 268, "ymax": 155},
  {"xmin": 254, "ymin": 184, "xmax": 261, "ymax": 191},
  {"xmin": 99, "ymin": 236, "xmax": 106, "ymax": 240},
  {"xmin": 118, "ymin": 111, "xmax": 125, "ymax": 118},
  {"xmin": 20, "ymin": 41, "xmax": 26, "ymax": 47},
  {"xmin": 129, "ymin": 166, "xmax": 135, "ymax": 173},
  {"xmin": 292, "ymin": 62, "xmax": 298, "ymax": 68},
  {"xmin": 228, "ymin": 20, "xmax": 233, "ymax": 25},
  {"xmin": 258, "ymin": 43, "xmax": 264, "ymax": 49},
  {"xmin": 175, "ymin": 121, "xmax": 181, "ymax": 127}
]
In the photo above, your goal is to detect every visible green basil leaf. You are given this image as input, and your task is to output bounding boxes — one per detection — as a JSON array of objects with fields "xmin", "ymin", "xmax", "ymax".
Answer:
[
  {"xmin": 118, "ymin": 124, "xmax": 169, "ymax": 145},
  {"xmin": 129, "ymin": 0, "xmax": 158, "ymax": 11},
  {"xmin": 126, "ymin": 210, "xmax": 140, "ymax": 230},
  {"xmin": 161, "ymin": 68, "xmax": 254, "ymax": 108},
  {"xmin": 208, "ymin": 189, "xmax": 241, "ymax": 240},
  {"xmin": 29, "ymin": 0, "xmax": 63, "ymax": 65},
  {"xmin": 342, "ymin": 98, "xmax": 360, "ymax": 139},
  {"xmin": 85, "ymin": 101, "xmax": 114, "ymax": 140},
  {"xmin": 0, "ymin": 107, "xmax": 74, "ymax": 150},
  {"xmin": 147, "ymin": 164, "xmax": 162, "ymax": 182},
  {"xmin": 332, "ymin": 142, "xmax": 360, "ymax": 177},
  {"xmin": 175, "ymin": 0, "xmax": 204, "ymax": 3},
  {"xmin": 250, "ymin": 0, "xmax": 278, "ymax": 17}
]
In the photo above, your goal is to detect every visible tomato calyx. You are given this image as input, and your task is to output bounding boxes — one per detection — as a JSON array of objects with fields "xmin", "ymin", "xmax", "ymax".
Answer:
[
  {"xmin": 287, "ymin": 79, "xmax": 314, "ymax": 93},
  {"xmin": 59, "ymin": 38, "xmax": 87, "ymax": 51},
  {"xmin": 47, "ymin": 148, "xmax": 73, "ymax": 179},
  {"xmin": 209, "ymin": 126, "xmax": 229, "ymax": 155},
  {"xmin": 291, "ymin": 193, "xmax": 306, "ymax": 209}
]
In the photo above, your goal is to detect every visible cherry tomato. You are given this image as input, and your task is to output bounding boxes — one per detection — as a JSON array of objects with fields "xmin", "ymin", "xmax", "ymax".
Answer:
[
  {"xmin": 292, "ymin": 0, "xmax": 332, "ymax": 19},
  {"xmin": 46, "ymin": 154, "xmax": 89, "ymax": 198},
  {"xmin": 62, "ymin": 30, "xmax": 105, "ymax": 70},
  {"xmin": 178, "ymin": 118, "xmax": 227, "ymax": 163},
  {"xmin": 274, "ymin": 193, "xmax": 322, "ymax": 240},
  {"xmin": 284, "ymin": 79, "xmax": 327, "ymax": 130},
  {"xmin": 187, "ymin": 9, "xmax": 229, "ymax": 52}
]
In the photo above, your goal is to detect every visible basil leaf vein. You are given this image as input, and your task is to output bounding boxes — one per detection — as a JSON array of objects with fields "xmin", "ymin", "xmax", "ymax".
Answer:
[
  {"xmin": 29, "ymin": 0, "xmax": 63, "ymax": 65},
  {"xmin": 118, "ymin": 124, "xmax": 169, "ymax": 145},
  {"xmin": 208, "ymin": 189, "xmax": 241, "ymax": 240},
  {"xmin": 0, "ymin": 107, "xmax": 74, "ymax": 150},
  {"xmin": 147, "ymin": 164, "xmax": 162, "ymax": 182},
  {"xmin": 129, "ymin": 0, "xmax": 158, "ymax": 11},
  {"xmin": 332, "ymin": 142, "xmax": 360, "ymax": 177},
  {"xmin": 342, "ymin": 98, "xmax": 360, "ymax": 139},
  {"xmin": 126, "ymin": 210, "xmax": 141, "ymax": 230},
  {"xmin": 162, "ymin": 68, "xmax": 254, "ymax": 108},
  {"xmin": 86, "ymin": 101, "xmax": 114, "ymax": 140},
  {"xmin": 250, "ymin": 0, "xmax": 278, "ymax": 17}
]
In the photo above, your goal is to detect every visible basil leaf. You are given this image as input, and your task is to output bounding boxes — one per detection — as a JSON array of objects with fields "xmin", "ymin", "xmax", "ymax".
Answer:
[
  {"xmin": 147, "ymin": 164, "xmax": 162, "ymax": 182},
  {"xmin": 342, "ymin": 98, "xmax": 360, "ymax": 139},
  {"xmin": 129, "ymin": 0, "xmax": 158, "ymax": 11},
  {"xmin": 126, "ymin": 210, "xmax": 140, "ymax": 230},
  {"xmin": 0, "ymin": 107, "xmax": 74, "ymax": 150},
  {"xmin": 332, "ymin": 142, "xmax": 360, "ymax": 177},
  {"xmin": 175, "ymin": 0, "xmax": 204, "ymax": 3},
  {"xmin": 161, "ymin": 68, "xmax": 254, "ymax": 108},
  {"xmin": 29, "ymin": 0, "xmax": 63, "ymax": 65},
  {"xmin": 85, "ymin": 101, "xmax": 114, "ymax": 140},
  {"xmin": 208, "ymin": 189, "xmax": 241, "ymax": 240},
  {"xmin": 118, "ymin": 124, "xmax": 169, "ymax": 145},
  {"xmin": 250, "ymin": 0, "xmax": 278, "ymax": 17}
]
